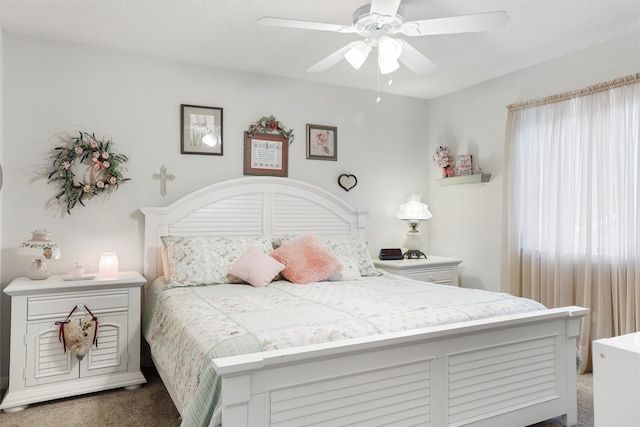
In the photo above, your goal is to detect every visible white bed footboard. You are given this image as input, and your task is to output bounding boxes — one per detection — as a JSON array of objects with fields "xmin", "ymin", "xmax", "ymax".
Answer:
[{"xmin": 213, "ymin": 306, "xmax": 588, "ymax": 427}]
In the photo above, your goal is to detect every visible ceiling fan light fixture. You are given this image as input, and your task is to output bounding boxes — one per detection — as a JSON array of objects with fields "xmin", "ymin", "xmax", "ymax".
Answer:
[
  {"xmin": 378, "ymin": 36, "xmax": 402, "ymax": 60},
  {"xmin": 378, "ymin": 55, "xmax": 400, "ymax": 74},
  {"xmin": 344, "ymin": 41, "xmax": 371, "ymax": 69}
]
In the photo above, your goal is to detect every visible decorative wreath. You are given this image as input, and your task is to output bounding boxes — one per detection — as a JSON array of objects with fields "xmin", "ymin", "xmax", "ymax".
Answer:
[
  {"xmin": 47, "ymin": 132, "xmax": 130, "ymax": 214},
  {"xmin": 247, "ymin": 115, "xmax": 295, "ymax": 144}
]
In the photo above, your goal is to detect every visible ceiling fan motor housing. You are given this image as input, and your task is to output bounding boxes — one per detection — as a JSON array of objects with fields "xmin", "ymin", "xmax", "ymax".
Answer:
[{"xmin": 352, "ymin": 4, "xmax": 406, "ymax": 42}]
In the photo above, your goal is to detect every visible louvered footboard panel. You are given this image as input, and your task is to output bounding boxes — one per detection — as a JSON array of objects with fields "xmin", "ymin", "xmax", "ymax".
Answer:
[
  {"xmin": 447, "ymin": 336, "xmax": 558, "ymax": 425},
  {"xmin": 269, "ymin": 360, "xmax": 433, "ymax": 427}
]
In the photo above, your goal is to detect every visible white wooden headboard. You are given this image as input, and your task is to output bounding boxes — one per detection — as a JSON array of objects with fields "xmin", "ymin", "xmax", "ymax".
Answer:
[{"xmin": 140, "ymin": 177, "xmax": 369, "ymax": 281}]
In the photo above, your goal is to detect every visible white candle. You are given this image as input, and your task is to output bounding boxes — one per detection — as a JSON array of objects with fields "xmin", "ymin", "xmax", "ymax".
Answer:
[{"xmin": 98, "ymin": 252, "xmax": 118, "ymax": 280}]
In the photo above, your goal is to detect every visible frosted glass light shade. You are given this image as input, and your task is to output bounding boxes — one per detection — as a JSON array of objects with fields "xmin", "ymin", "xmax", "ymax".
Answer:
[
  {"xmin": 396, "ymin": 194, "xmax": 432, "ymax": 221},
  {"xmin": 345, "ymin": 41, "xmax": 371, "ymax": 69},
  {"xmin": 17, "ymin": 230, "xmax": 61, "ymax": 259},
  {"xmin": 98, "ymin": 252, "xmax": 119, "ymax": 280}
]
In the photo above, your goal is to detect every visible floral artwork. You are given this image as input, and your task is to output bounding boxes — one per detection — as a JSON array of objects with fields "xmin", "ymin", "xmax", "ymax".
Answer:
[
  {"xmin": 306, "ymin": 124, "xmax": 337, "ymax": 161},
  {"xmin": 181, "ymin": 105, "xmax": 223, "ymax": 155},
  {"xmin": 47, "ymin": 132, "xmax": 130, "ymax": 213},
  {"xmin": 432, "ymin": 146, "xmax": 455, "ymax": 177}
]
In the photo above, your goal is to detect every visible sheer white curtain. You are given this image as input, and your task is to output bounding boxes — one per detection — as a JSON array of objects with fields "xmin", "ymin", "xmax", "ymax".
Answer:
[{"xmin": 504, "ymin": 74, "xmax": 640, "ymax": 373}]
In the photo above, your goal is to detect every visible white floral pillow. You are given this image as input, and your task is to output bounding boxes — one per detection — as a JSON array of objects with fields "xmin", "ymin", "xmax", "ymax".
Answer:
[
  {"xmin": 161, "ymin": 235, "xmax": 273, "ymax": 286},
  {"xmin": 273, "ymin": 234, "xmax": 379, "ymax": 276},
  {"xmin": 326, "ymin": 256, "xmax": 362, "ymax": 281}
]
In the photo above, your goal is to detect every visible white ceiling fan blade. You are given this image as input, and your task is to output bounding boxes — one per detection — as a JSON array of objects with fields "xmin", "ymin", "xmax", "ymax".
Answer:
[
  {"xmin": 369, "ymin": 0, "xmax": 402, "ymax": 19},
  {"xmin": 258, "ymin": 17, "xmax": 356, "ymax": 33},
  {"xmin": 402, "ymin": 11, "xmax": 509, "ymax": 36},
  {"xmin": 397, "ymin": 40, "xmax": 436, "ymax": 75},
  {"xmin": 307, "ymin": 42, "xmax": 359, "ymax": 73}
]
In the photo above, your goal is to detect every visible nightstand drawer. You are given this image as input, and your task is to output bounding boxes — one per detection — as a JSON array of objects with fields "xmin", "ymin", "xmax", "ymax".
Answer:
[
  {"xmin": 374, "ymin": 256, "xmax": 462, "ymax": 286},
  {"xmin": 410, "ymin": 267, "xmax": 453, "ymax": 284},
  {"xmin": 27, "ymin": 290, "xmax": 128, "ymax": 320}
]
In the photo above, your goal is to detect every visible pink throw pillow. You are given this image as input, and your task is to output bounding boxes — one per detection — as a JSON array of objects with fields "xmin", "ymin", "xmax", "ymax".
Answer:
[
  {"xmin": 228, "ymin": 247, "xmax": 285, "ymax": 287},
  {"xmin": 269, "ymin": 235, "xmax": 342, "ymax": 284}
]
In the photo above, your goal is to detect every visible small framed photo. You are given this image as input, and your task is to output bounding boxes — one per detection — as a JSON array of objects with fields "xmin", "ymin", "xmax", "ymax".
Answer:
[
  {"xmin": 181, "ymin": 104, "xmax": 223, "ymax": 155},
  {"xmin": 306, "ymin": 124, "xmax": 337, "ymax": 161},
  {"xmin": 243, "ymin": 132, "xmax": 288, "ymax": 177},
  {"xmin": 456, "ymin": 154, "xmax": 473, "ymax": 176}
]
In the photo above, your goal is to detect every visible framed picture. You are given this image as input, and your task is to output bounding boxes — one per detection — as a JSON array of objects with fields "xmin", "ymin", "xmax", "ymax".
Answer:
[
  {"xmin": 243, "ymin": 132, "xmax": 288, "ymax": 177},
  {"xmin": 181, "ymin": 104, "xmax": 223, "ymax": 155},
  {"xmin": 456, "ymin": 154, "xmax": 473, "ymax": 176},
  {"xmin": 306, "ymin": 124, "xmax": 337, "ymax": 161}
]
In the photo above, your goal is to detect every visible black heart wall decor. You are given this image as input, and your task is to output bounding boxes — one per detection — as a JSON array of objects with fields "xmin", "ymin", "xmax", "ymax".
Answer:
[{"xmin": 338, "ymin": 174, "xmax": 357, "ymax": 192}]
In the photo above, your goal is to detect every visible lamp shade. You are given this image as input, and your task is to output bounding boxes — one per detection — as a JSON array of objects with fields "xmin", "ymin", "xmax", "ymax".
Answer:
[
  {"xmin": 396, "ymin": 194, "xmax": 432, "ymax": 221},
  {"xmin": 344, "ymin": 41, "xmax": 371, "ymax": 69},
  {"xmin": 377, "ymin": 36, "xmax": 401, "ymax": 75},
  {"xmin": 17, "ymin": 230, "xmax": 61, "ymax": 260}
]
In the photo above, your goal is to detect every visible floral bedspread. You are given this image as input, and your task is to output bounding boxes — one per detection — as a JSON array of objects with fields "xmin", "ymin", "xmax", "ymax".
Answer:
[{"xmin": 142, "ymin": 273, "xmax": 545, "ymax": 427}]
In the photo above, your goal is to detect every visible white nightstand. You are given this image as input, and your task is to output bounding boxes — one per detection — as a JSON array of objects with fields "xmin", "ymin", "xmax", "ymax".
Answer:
[
  {"xmin": 593, "ymin": 332, "xmax": 640, "ymax": 426},
  {"xmin": 374, "ymin": 256, "xmax": 463, "ymax": 286},
  {"xmin": 0, "ymin": 271, "xmax": 147, "ymax": 412}
]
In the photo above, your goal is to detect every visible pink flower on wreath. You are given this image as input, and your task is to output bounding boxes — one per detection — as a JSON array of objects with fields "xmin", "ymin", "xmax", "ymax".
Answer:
[
  {"xmin": 96, "ymin": 181, "xmax": 105, "ymax": 188},
  {"xmin": 83, "ymin": 185, "xmax": 91, "ymax": 192},
  {"xmin": 75, "ymin": 146, "xmax": 83, "ymax": 155},
  {"xmin": 90, "ymin": 141, "xmax": 98, "ymax": 148},
  {"xmin": 267, "ymin": 121, "xmax": 278, "ymax": 132},
  {"xmin": 102, "ymin": 161, "xmax": 110, "ymax": 168},
  {"xmin": 92, "ymin": 151, "xmax": 99, "ymax": 158},
  {"xmin": 109, "ymin": 177, "xmax": 117, "ymax": 184},
  {"xmin": 101, "ymin": 151, "xmax": 109, "ymax": 159},
  {"xmin": 62, "ymin": 161, "xmax": 71, "ymax": 170}
]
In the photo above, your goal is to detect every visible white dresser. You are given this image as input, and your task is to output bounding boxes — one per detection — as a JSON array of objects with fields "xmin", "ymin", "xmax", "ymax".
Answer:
[
  {"xmin": 0, "ymin": 271, "xmax": 147, "ymax": 412},
  {"xmin": 374, "ymin": 256, "xmax": 463, "ymax": 286},
  {"xmin": 593, "ymin": 332, "xmax": 640, "ymax": 427}
]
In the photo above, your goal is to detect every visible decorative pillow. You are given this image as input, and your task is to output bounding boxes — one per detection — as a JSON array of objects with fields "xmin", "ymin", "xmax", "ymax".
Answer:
[
  {"xmin": 228, "ymin": 247, "xmax": 285, "ymax": 287},
  {"xmin": 273, "ymin": 234, "xmax": 379, "ymax": 276},
  {"xmin": 161, "ymin": 235, "xmax": 273, "ymax": 286},
  {"xmin": 326, "ymin": 256, "xmax": 362, "ymax": 281},
  {"xmin": 270, "ymin": 235, "xmax": 342, "ymax": 284}
]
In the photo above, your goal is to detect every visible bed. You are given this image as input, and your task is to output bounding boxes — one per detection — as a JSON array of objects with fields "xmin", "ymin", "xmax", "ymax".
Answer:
[{"xmin": 140, "ymin": 176, "xmax": 588, "ymax": 427}]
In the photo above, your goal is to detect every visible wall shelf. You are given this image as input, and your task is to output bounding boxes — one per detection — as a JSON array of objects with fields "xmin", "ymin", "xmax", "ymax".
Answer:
[{"xmin": 436, "ymin": 173, "xmax": 491, "ymax": 186}]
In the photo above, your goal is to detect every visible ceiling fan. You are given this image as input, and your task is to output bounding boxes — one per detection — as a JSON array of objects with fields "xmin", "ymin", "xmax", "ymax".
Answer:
[{"xmin": 258, "ymin": 0, "xmax": 509, "ymax": 76}]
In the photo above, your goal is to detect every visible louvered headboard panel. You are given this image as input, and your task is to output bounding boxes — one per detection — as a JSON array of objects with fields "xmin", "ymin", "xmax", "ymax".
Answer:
[{"xmin": 140, "ymin": 177, "xmax": 369, "ymax": 282}]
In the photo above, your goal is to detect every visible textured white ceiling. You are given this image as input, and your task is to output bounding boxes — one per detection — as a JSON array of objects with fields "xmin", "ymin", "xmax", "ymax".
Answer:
[{"xmin": 1, "ymin": 0, "xmax": 639, "ymax": 99}]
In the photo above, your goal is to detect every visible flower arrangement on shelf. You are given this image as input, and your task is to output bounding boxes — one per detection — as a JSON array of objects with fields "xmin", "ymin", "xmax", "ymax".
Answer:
[
  {"xmin": 432, "ymin": 146, "xmax": 456, "ymax": 177},
  {"xmin": 247, "ymin": 115, "xmax": 295, "ymax": 144},
  {"xmin": 47, "ymin": 132, "xmax": 130, "ymax": 214}
]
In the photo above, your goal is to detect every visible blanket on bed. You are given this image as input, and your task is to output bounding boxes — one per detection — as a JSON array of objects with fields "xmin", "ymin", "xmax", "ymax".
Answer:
[{"xmin": 142, "ymin": 274, "xmax": 546, "ymax": 427}]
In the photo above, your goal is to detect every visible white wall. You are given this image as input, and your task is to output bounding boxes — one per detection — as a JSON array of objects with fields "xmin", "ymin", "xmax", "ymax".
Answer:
[
  {"xmin": 1, "ymin": 28, "xmax": 638, "ymax": 383},
  {"xmin": 427, "ymin": 29, "xmax": 640, "ymax": 291},
  {"xmin": 0, "ymin": 33, "xmax": 431, "ymax": 381}
]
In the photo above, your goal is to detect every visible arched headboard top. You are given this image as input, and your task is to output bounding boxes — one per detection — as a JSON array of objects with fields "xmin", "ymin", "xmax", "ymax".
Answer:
[{"xmin": 141, "ymin": 177, "xmax": 369, "ymax": 281}]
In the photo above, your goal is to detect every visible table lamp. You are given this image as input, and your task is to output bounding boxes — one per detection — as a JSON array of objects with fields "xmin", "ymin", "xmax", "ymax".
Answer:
[
  {"xmin": 396, "ymin": 194, "xmax": 432, "ymax": 259},
  {"xmin": 17, "ymin": 230, "xmax": 61, "ymax": 280}
]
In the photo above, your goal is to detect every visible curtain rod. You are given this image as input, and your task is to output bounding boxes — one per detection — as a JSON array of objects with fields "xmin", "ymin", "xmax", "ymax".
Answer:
[{"xmin": 506, "ymin": 72, "xmax": 640, "ymax": 112}]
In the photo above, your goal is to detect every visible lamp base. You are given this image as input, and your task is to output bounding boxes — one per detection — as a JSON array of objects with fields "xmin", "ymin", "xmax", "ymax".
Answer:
[
  {"xmin": 403, "ymin": 250, "xmax": 426, "ymax": 259},
  {"xmin": 28, "ymin": 259, "xmax": 50, "ymax": 280}
]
